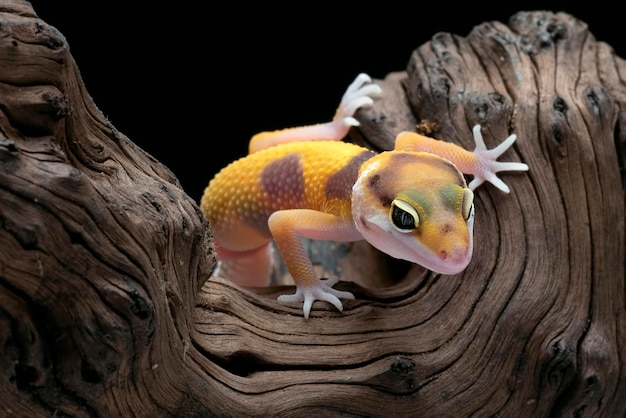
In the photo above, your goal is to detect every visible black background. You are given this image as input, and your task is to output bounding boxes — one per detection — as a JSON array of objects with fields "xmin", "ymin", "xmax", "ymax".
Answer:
[{"xmin": 31, "ymin": 2, "xmax": 624, "ymax": 203}]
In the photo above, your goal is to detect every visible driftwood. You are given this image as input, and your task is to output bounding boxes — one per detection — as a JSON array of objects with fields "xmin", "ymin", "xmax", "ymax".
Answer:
[{"xmin": 1, "ymin": 1, "xmax": 624, "ymax": 416}]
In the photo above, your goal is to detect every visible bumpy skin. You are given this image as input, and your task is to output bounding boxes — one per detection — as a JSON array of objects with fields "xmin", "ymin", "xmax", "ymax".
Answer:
[
  {"xmin": 205, "ymin": 141, "xmax": 372, "ymax": 251},
  {"xmin": 201, "ymin": 74, "xmax": 528, "ymax": 319}
]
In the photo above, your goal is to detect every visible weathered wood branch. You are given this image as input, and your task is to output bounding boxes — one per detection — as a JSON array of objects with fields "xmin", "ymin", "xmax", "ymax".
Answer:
[{"xmin": 0, "ymin": 2, "xmax": 624, "ymax": 416}]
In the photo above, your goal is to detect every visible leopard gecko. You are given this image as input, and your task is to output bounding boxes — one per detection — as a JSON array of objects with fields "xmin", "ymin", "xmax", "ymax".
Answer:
[{"xmin": 201, "ymin": 73, "xmax": 528, "ymax": 318}]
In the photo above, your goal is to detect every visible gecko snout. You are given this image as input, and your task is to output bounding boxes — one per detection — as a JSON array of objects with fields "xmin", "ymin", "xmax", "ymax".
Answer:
[{"xmin": 439, "ymin": 242, "xmax": 472, "ymax": 267}]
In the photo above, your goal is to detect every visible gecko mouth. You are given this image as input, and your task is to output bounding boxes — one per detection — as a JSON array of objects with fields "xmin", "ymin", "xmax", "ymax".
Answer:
[
  {"xmin": 358, "ymin": 219, "xmax": 474, "ymax": 276},
  {"xmin": 379, "ymin": 233, "xmax": 472, "ymax": 275},
  {"xmin": 363, "ymin": 229, "xmax": 473, "ymax": 275}
]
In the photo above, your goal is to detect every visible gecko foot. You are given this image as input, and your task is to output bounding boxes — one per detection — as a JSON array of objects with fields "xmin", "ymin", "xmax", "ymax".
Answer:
[
  {"xmin": 277, "ymin": 277, "xmax": 355, "ymax": 319},
  {"xmin": 333, "ymin": 73, "xmax": 382, "ymax": 126},
  {"xmin": 468, "ymin": 124, "xmax": 529, "ymax": 192}
]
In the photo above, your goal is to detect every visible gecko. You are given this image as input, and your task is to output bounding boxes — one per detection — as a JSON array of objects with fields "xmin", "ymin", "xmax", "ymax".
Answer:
[{"xmin": 200, "ymin": 73, "xmax": 528, "ymax": 319}]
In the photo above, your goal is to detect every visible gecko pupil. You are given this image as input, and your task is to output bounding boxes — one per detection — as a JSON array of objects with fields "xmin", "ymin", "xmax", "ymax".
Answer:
[{"xmin": 392, "ymin": 206, "xmax": 415, "ymax": 229}]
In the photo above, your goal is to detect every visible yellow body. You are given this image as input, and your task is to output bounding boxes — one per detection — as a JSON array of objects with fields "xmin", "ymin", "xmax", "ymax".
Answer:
[
  {"xmin": 200, "ymin": 73, "xmax": 528, "ymax": 318},
  {"xmin": 203, "ymin": 140, "xmax": 372, "ymax": 252}
]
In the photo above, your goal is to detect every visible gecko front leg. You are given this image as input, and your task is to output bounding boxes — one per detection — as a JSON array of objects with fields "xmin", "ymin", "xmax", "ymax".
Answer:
[
  {"xmin": 268, "ymin": 209, "xmax": 363, "ymax": 319},
  {"xmin": 394, "ymin": 124, "xmax": 529, "ymax": 193}
]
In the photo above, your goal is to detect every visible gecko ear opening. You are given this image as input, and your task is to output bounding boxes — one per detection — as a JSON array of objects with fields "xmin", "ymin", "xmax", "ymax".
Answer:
[
  {"xmin": 390, "ymin": 199, "xmax": 419, "ymax": 232},
  {"xmin": 462, "ymin": 188, "xmax": 474, "ymax": 220}
]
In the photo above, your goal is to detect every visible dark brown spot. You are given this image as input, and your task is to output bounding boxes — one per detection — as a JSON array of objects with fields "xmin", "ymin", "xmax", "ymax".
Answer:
[
  {"xmin": 366, "ymin": 171, "xmax": 393, "ymax": 208},
  {"xmin": 260, "ymin": 153, "xmax": 304, "ymax": 201},
  {"xmin": 368, "ymin": 173, "xmax": 380, "ymax": 187},
  {"xmin": 326, "ymin": 151, "xmax": 375, "ymax": 200},
  {"xmin": 441, "ymin": 223, "xmax": 453, "ymax": 233}
]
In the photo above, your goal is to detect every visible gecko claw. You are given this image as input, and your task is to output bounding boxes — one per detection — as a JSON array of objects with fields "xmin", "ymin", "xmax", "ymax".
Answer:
[{"xmin": 341, "ymin": 116, "xmax": 361, "ymax": 127}]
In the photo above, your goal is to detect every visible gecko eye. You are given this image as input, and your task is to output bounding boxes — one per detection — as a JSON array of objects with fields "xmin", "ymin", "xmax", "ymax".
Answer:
[
  {"xmin": 390, "ymin": 199, "xmax": 419, "ymax": 232},
  {"xmin": 462, "ymin": 188, "xmax": 474, "ymax": 221}
]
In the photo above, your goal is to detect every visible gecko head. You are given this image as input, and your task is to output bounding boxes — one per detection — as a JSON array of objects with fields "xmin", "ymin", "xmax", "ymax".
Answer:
[{"xmin": 352, "ymin": 151, "xmax": 475, "ymax": 275}]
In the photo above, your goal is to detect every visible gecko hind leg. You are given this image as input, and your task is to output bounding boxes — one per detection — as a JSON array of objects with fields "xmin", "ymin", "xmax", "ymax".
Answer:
[
  {"xmin": 248, "ymin": 73, "xmax": 382, "ymax": 153},
  {"xmin": 212, "ymin": 242, "xmax": 275, "ymax": 287},
  {"xmin": 333, "ymin": 73, "xmax": 383, "ymax": 125}
]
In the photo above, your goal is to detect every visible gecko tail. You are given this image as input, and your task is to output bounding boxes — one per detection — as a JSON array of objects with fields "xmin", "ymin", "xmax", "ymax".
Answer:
[{"xmin": 212, "ymin": 242, "xmax": 274, "ymax": 287}]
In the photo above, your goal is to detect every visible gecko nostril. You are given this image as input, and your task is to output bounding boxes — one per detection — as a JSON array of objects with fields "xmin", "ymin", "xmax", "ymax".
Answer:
[{"xmin": 440, "ymin": 244, "xmax": 470, "ymax": 262}]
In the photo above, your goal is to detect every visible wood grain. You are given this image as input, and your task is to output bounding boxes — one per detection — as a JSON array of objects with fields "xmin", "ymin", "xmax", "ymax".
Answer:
[{"xmin": 0, "ymin": 2, "xmax": 623, "ymax": 416}]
